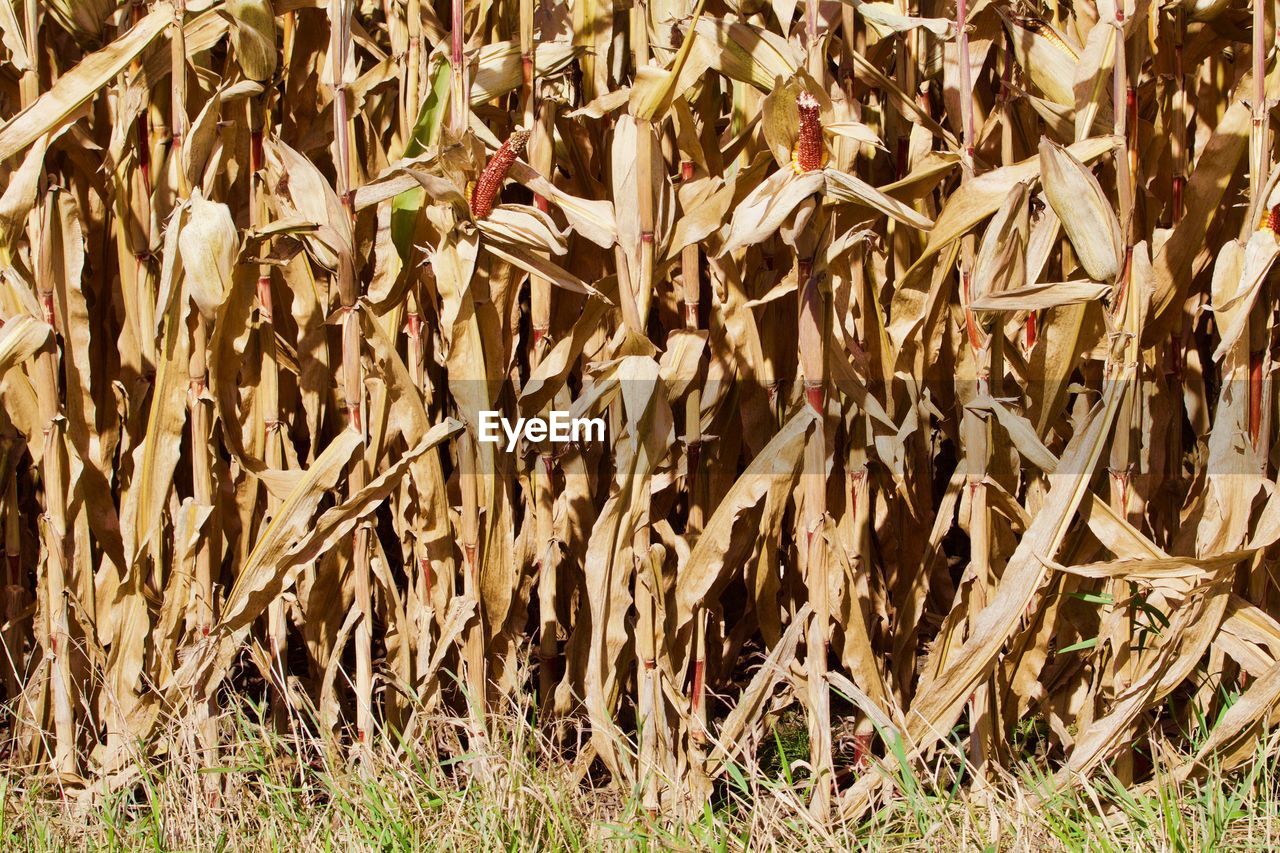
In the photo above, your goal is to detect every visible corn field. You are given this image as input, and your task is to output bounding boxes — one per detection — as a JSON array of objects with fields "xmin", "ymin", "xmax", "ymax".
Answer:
[{"xmin": 3, "ymin": 0, "xmax": 1280, "ymax": 824}]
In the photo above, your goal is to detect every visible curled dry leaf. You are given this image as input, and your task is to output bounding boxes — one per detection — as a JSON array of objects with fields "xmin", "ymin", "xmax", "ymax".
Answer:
[
  {"xmin": 970, "ymin": 280, "xmax": 1111, "ymax": 311},
  {"xmin": 46, "ymin": 0, "xmax": 120, "ymax": 41},
  {"xmin": 721, "ymin": 168, "xmax": 825, "ymax": 253},
  {"xmin": 225, "ymin": 0, "xmax": 278, "ymax": 82},
  {"xmin": 0, "ymin": 4, "xmax": 170, "ymax": 162},
  {"xmin": 970, "ymin": 182, "xmax": 1030, "ymax": 301},
  {"xmin": 474, "ymin": 204, "xmax": 569, "ymax": 255},
  {"xmin": 848, "ymin": 0, "xmax": 954, "ymax": 36},
  {"xmin": 923, "ymin": 135, "xmax": 1115, "ymax": 262},
  {"xmin": 0, "ymin": 315, "xmax": 53, "ymax": 374}
]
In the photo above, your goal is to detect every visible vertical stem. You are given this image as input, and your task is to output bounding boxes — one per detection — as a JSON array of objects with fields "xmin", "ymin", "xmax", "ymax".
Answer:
[
  {"xmin": 1252, "ymin": 0, "xmax": 1270, "ymax": 205},
  {"xmin": 961, "ymin": 377, "xmax": 995, "ymax": 778},
  {"xmin": 893, "ymin": 0, "xmax": 917, "ymax": 177},
  {"xmin": 18, "ymin": 0, "xmax": 37, "ymax": 106},
  {"xmin": 531, "ymin": 99, "xmax": 561, "ymax": 714},
  {"xmin": 130, "ymin": 0, "xmax": 157, "ymax": 370},
  {"xmin": 247, "ymin": 87, "xmax": 288, "ymax": 727},
  {"xmin": 518, "ymin": 0, "xmax": 559, "ymax": 713},
  {"xmin": 636, "ymin": 546, "xmax": 659, "ymax": 814},
  {"xmin": 679, "ymin": 161, "xmax": 702, "ymax": 475},
  {"xmin": 172, "ymin": 0, "xmax": 189, "ymax": 199},
  {"xmin": 956, "ymin": 0, "xmax": 975, "ymax": 169},
  {"xmin": 20, "ymin": 3, "xmax": 75, "ymax": 779},
  {"xmin": 678, "ymin": 158, "xmax": 708, "ymax": 789},
  {"xmin": 631, "ymin": 2, "xmax": 656, "ymax": 332},
  {"xmin": 629, "ymin": 0, "xmax": 660, "ymax": 806},
  {"xmin": 1171, "ymin": 13, "xmax": 1187, "ymax": 224},
  {"xmin": 328, "ymin": 0, "xmax": 372, "ymax": 746},
  {"xmin": 458, "ymin": 430, "xmax": 487, "ymax": 744},
  {"xmin": 840, "ymin": 0, "xmax": 857, "ymax": 97},
  {"xmin": 1113, "ymin": 5, "xmax": 1134, "ymax": 237},
  {"xmin": 405, "ymin": 0, "xmax": 423, "ymax": 145},
  {"xmin": 34, "ymin": 197, "xmax": 76, "ymax": 777},
  {"xmin": 847, "ymin": 437, "xmax": 875, "ymax": 765},
  {"xmin": 806, "ymin": 0, "xmax": 823, "ymax": 78},
  {"xmin": 534, "ymin": 445, "xmax": 558, "ymax": 712},
  {"xmin": 398, "ymin": 0, "xmax": 435, "ymax": 695},
  {"xmin": 1108, "ymin": 13, "xmax": 1142, "ymax": 777},
  {"xmin": 1249, "ymin": 0, "xmax": 1274, "ymax": 604},
  {"xmin": 405, "ymin": 304, "xmax": 435, "ymax": 685},
  {"xmin": 956, "ymin": 0, "xmax": 997, "ymax": 783},
  {"xmin": 9, "ymin": 0, "xmax": 34, "ymax": 719},
  {"xmin": 172, "ymin": 1, "xmax": 222, "ymax": 770},
  {"xmin": 451, "ymin": 0, "xmax": 468, "ymax": 137},
  {"xmin": 2, "ymin": 478, "xmax": 22, "ymax": 706},
  {"xmin": 520, "ymin": 0, "xmax": 535, "ymax": 129},
  {"xmin": 188, "ymin": 316, "xmax": 214, "ymax": 627},
  {"xmin": 798, "ymin": 261, "xmax": 832, "ymax": 816}
]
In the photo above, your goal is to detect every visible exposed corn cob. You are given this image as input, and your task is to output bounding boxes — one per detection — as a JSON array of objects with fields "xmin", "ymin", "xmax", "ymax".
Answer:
[
  {"xmin": 1261, "ymin": 205, "xmax": 1280, "ymax": 234},
  {"xmin": 470, "ymin": 130, "xmax": 531, "ymax": 219},
  {"xmin": 791, "ymin": 92, "xmax": 826, "ymax": 174},
  {"xmin": 1014, "ymin": 15, "xmax": 1080, "ymax": 60}
]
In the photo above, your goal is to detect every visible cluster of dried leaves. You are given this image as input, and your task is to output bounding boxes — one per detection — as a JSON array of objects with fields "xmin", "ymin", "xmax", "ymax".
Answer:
[{"xmin": 2, "ymin": 0, "xmax": 1280, "ymax": 822}]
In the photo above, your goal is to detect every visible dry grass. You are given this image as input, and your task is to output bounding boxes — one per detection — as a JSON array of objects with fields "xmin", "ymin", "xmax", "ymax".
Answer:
[{"xmin": 2, "ymin": 0, "xmax": 1280, "ymax": 837}]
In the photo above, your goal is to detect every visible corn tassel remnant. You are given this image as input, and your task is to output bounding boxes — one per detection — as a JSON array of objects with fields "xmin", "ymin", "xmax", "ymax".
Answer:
[{"xmin": 471, "ymin": 130, "xmax": 531, "ymax": 219}]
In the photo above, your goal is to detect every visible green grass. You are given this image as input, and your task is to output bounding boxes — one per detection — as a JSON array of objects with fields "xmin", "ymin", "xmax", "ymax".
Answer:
[{"xmin": 5, "ymin": 703, "xmax": 1280, "ymax": 852}]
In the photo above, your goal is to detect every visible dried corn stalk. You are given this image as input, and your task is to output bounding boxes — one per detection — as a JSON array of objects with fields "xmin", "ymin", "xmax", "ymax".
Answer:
[{"xmin": 0, "ymin": 0, "xmax": 1274, "ymax": 825}]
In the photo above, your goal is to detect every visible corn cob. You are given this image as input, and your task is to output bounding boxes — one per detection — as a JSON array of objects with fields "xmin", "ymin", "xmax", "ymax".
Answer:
[
  {"xmin": 178, "ymin": 193, "xmax": 238, "ymax": 319},
  {"xmin": 470, "ymin": 129, "xmax": 531, "ymax": 219},
  {"xmin": 1261, "ymin": 205, "xmax": 1280, "ymax": 234},
  {"xmin": 791, "ymin": 92, "xmax": 826, "ymax": 174},
  {"xmin": 1015, "ymin": 15, "xmax": 1080, "ymax": 60}
]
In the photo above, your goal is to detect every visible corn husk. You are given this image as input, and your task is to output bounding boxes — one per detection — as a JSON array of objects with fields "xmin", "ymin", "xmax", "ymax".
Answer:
[
  {"xmin": 177, "ymin": 192, "xmax": 239, "ymax": 318},
  {"xmin": 227, "ymin": 0, "xmax": 278, "ymax": 82}
]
